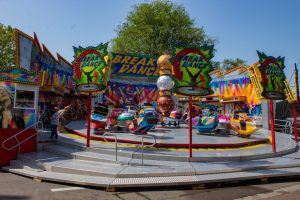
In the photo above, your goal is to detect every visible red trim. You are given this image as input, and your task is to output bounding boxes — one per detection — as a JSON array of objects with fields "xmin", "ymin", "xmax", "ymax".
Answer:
[
  {"xmin": 270, "ymin": 100, "xmax": 276, "ymax": 152},
  {"xmin": 294, "ymin": 102, "xmax": 298, "ymax": 143},
  {"xmin": 188, "ymin": 96, "xmax": 193, "ymax": 157}
]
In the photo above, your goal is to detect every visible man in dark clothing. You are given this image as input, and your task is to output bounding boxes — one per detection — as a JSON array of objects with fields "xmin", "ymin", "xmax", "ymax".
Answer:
[{"xmin": 49, "ymin": 107, "xmax": 60, "ymax": 139}]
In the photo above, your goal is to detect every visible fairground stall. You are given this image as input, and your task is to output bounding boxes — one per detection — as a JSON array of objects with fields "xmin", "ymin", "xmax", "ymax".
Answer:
[
  {"xmin": 15, "ymin": 30, "xmax": 88, "ymax": 126},
  {"xmin": 0, "ymin": 31, "xmax": 43, "ymax": 166}
]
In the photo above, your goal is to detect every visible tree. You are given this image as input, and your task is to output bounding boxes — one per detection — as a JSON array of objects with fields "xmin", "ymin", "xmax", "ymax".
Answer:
[
  {"xmin": 110, "ymin": 0, "xmax": 215, "ymax": 57},
  {"xmin": 0, "ymin": 23, "xmax": 15, "ymax": 67},
  {"xmin": 222, "ymin": 58, "xmax": 246, "ymax": 71},
  {"xmin": 211, "ymin": 61, "xmax": 221, "ymax": 70}
]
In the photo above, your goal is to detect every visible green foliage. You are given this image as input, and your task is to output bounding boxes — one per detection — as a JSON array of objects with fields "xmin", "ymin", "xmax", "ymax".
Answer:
[
  {"xmin": 0, "ymin": 23, "xmax": 15, "ymax": 67},
  {"xmin": 211, "ymin": 61, "xmax": 221, "ymax": 70},
  {"xmin": 222, "ymin": 58, "xmax": 246, "ymax": 71},
  {"xmin": 110, "ymin": 0, "xmax": 215, "ymax": 57}
]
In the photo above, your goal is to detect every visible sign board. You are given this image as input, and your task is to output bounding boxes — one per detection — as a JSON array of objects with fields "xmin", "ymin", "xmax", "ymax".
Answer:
[
  {"xmin": 111, "ymin": 53, "xmax": 159, "ymax": 78},
  {"xmin": 172, "ymin": 46, "xmax": 214, "ymax": 96},
  {"xmin": 257, "ymin": 51, "xmax": 287, "ymax": 100},
  {"xmin": 73, "ymin": 43, "xmax": 109, "ymax": 93}
]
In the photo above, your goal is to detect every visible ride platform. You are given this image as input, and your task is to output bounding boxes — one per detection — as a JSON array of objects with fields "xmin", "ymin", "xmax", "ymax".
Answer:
[{"xmin": 65, "ymin": 120, "xmax": 269, "ymax": 148}]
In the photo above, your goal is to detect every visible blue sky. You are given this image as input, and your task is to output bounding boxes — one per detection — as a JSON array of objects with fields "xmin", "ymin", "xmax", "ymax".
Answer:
[{"xmin": 0, "ymin": 0, "xmax": 299, "ymax": 85}]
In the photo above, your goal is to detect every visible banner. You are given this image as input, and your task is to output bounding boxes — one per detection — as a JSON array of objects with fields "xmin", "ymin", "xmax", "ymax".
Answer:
[
  {"xmin": 257, "ymin": 51, "xmax": 287, "ymax": 100},
  {"xmin": 172, "ymin": 46, "xmax": 214, "ymax": 96},
  {"xmin": 73, "ymin": 43, "xmax": 110, "ymax": 93},
  {"xmin": 111, "ymin": 53, "xmax": 159, "ymax": 78}
]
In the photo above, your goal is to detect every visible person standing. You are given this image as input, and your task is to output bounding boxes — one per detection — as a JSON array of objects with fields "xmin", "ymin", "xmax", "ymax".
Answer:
[{"xmin": 49, "ymin": 107, "xmax": 60, "ymax": 139}]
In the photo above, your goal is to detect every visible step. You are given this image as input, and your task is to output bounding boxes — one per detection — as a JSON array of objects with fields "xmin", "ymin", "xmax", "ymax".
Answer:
[
  {"xmin": 2, "ymin": 166, "xmax": 114, "ymax": 188},
  {"xmin": 44, "ymin": 144, "xmax": 192, "ymax": 166},
  {"xmin": 16, "ymin": 152, "xmax": 195, "ymax": 178},
  {"xmin": 4, "ymin": 164, "xmax": 300, "ymax": 189},
  {"xmin": 44, "ymin": 144, "xmax": 131, "ymax": 164},
  {"xmin": 10, "ymin": 159, "xmax": 44, "ymax": 172}
]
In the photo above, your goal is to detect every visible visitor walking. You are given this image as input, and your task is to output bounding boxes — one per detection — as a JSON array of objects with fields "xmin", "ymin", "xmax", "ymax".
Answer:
[{"xmin": 49, "ymin": 107, "xmax": 60, "ymax": 139}]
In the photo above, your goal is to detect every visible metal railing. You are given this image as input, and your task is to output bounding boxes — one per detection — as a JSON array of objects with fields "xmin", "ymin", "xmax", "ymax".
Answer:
[
  {"xmin": 1, "ymin": 121, "xmax": 42, "ymax": 152},
  {"xmin": 102, "ymin": 132, "xmax": 156, "ymax": 165},
  {"xmin": 274, "ymin": 119, "xmax": 294, "ymax": 146}
]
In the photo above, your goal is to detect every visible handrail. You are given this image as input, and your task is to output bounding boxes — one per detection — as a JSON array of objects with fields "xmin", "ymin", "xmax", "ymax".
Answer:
[
  {"xmin": 102, "ymin": 132, "xmax": 156, "ymax": 165},
  {"xmin": 139, "ymin": 135, "xmax": 156, "ymax": 165},
  {"xmin": 102, "ymin": 132, "xmax": 118, "ymax": 161},
  {"xmin": 274, "ymin": 119, "xmax": 294, "ymax": 146},
  {"xmin": 274, "ymin": 119, "xmax": 293, "ymax": 134},
  {"xmin": 1, "ymin": 121, "xmax": 42, "ymax": 152}
]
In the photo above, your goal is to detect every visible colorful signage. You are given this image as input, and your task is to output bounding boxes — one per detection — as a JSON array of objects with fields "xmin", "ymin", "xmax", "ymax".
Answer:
[
  {"xmin": 73, "ymin": 43, "xmax": 110, "ymax": 93},
  {"xmin": 111, "ymin": 53, "xmax": 159, "ymax": 78},
  {"xmin": 0, "ymin": 67, "xmax": 42, "ymax": 85},
  {"xmin": 172, "ymin": 46, "xmax": 214, "ymax": 96},
  {"xmin": 257, "ymin": 51, "xmax": 287, "ymax": 100}
]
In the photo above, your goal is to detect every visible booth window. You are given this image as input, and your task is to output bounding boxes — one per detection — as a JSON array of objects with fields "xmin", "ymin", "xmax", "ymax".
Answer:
[{"xmin": 14, "ymin": 89, "xmax": 35, "ymax": 109}]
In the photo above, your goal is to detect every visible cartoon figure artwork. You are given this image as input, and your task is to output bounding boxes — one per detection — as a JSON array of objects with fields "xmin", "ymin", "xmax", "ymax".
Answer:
[{"xmin": 0, "ymin": 86, "xmax": 14, "ymax": 128}]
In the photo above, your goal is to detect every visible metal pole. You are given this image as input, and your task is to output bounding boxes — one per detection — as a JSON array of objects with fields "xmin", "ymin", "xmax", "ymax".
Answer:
[
  {"xmin": 294, "ymin": 102, "xmax": 298, "ymax": 143},
  {"xmin": 86, "ymin": 92, "xmax": 92, "ymax": 147},
  {"xmin": 189, "ymin": 96, "xmax": 193, "ymax": 158},
  {"xmin": 115, "ymin": 134, "xmax": 118, "ymax": 162},
  {"xmin": 270, "ymin": 100, "xmax": 276, "ymax": 152},
  {"xmin": 142, "ymin": 136, "xmax": 144, "ymax": 165}
]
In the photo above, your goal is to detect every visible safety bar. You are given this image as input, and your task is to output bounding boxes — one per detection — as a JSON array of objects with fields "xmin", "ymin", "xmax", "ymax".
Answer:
[
  {"xmin": 102, "ymin": 132, "xmax": 156, "ymax": 165},
  {"xmin": 1, "ymin": 121, "xmax": 42, "ymax": 152}
]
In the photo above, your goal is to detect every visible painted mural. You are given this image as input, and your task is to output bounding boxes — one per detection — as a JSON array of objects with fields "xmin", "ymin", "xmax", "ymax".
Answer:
[
  {"xmin": 0, "ymin": 67, "xmax": 42, "ymax": 85},
  {"xmin": 0, "ymin": 82, "xmax": 35, "ymax": 128},
  {"xmin": 103, "ymin": 81, "xmax": 159, "ymax": 106},
  {"xmin": 210, "ymin": 76, "xmax": 261, "ymax": 116},
  {"xmin": 16, "ymin": 29, "xmax": 74, "ymax": 94}
]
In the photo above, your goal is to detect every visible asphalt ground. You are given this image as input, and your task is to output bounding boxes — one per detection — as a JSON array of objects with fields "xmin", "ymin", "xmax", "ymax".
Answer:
[{"xmin": 1, "ymin": 169, "xmax": 300, "ymax": 200}]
